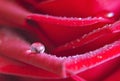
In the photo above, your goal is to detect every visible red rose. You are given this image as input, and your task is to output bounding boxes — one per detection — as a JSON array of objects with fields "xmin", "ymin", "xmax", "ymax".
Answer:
[{"xmin": 0, "ymin": 0, "xmax": 120, "ymax": 81}]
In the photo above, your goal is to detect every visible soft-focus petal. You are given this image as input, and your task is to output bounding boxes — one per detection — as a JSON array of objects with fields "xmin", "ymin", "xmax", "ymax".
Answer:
[
  {"xmin": 0, "ymin": 0, "xmax": 120, "ymax": 81},
  {"xmin": 103, "ymin": 66, "xmax": 120, "ymax": 81},
  {"xmin": 26, "ymin": 14, "xmax": 110, "ymax": 46},
  {"xmin": 18, "ymin": 0, "xmax": 120, "ymax": 19}
]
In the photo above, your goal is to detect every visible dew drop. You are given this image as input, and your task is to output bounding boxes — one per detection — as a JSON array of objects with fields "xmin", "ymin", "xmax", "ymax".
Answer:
[
  {"xmin": 106, "ymin": 12, "xmax": 114, "ymax": 18},
  {"xmin": 78, "ymin": 18, "xmax": 82, "ymax": 20},
  {"xmin": 29, "ymin": 42, "xmax": 45, "ymax": 54}
]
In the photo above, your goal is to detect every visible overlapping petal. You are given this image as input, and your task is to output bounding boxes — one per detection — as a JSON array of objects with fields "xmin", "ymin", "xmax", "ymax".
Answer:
[{"xmin": 0, "ymin": 0, "xmax": 120, "ymax": 81}]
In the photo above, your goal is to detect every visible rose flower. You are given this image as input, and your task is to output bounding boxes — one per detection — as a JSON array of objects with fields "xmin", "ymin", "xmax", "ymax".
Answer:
[{"xmin": 0, "ymin": 0, "xmax": 120, "ymax": 81}]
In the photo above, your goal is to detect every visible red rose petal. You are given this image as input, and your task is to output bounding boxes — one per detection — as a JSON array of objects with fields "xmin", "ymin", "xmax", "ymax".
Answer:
[
  {"xmin": 0, "ymin": 0, "xmax": 29, "ymax": 26},
  {"xmin": 28, "ymin": 14, "xmax": 110, "ymax": 26},
  {"xmin": 0, "ymin": 0, "xmax": 113, "ymax": 47},
  {"xmin": 17, "ymin": 0, "xmax": 100, "ymax": 17},
  {"xmin": 0, "ymin": 27, "xmax": 120, "ymax": 80},
  {"xmin": 0, "ymin": 75, "xmax": 7, "ymax": 81},
  {"xmin": 0, "ymin": 0, "xmax": 55, "ymax": 51},
  {"xmin": 0, "ymin": 55, "xmax": 59, "ymax": 79},
  {"xmin": 0, "ymin": 28, "xmax": 66, "ymax": 77},
  {"xmin": 0, "ymin": 0, "xmax": 120, "ymax": 81},
  {"xmin": 17, "ymin": 76, "xmax": 76, "ymax": 81},
  {"xmin": 27, "ymin": 14, "xmax": 110, "ymax": 46},
  {"xmin": 52, "ymin": 20, "xmax": 120, "ymax": 56},
  {"xmin": 103, "ymin": 66, "xmax": 120, "ymax": 81},
  {"xmin": 77, "ymin": 56, "xmax": 120, "ymax": 81},
  {"xmin": 22, "ymin": 0, "xmax": 120, "ymax": 19},
  {"xmin": 65, "ymin": 40, "xmax": 120, "ymax": 76}
]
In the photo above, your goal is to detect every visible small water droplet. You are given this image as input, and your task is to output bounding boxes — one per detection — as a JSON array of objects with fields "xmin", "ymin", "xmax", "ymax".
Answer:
[
  {"xmin": 106, "ymin": 12, "xmax": 114, "ymax": 18},
  {"xmin": 78, "ymin": 18, "xmax": 82, "ymax": 20},
  {"xmin": 28, "ymin": 42, "xmax": 45, "ymax": 54}
]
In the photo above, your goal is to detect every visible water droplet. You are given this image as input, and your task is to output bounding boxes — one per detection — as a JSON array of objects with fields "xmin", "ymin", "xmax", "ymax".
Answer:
[
  {"xmin": 78, "ymin": 18, "xmax": 82, "ymax": 20},
  {"xmin": 29, "ymin": 42, "xmax": 45, "ymax": 54},
  {"xmin": 106, "ymin": 12, "xmax": 114, "ymax": 18}
]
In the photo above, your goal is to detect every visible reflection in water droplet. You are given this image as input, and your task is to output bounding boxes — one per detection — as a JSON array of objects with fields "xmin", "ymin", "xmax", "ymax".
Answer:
[
  {"xmin": 78, "ymin": 18, "xmax": 82, "ymax": 20},
  {"xmin": 106, "ymin": 12, "xmax": 114, "ymax": 18},
  {"xmin": 29, "ymin": 42, "xmax": 45, "ymax": 54}
]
